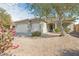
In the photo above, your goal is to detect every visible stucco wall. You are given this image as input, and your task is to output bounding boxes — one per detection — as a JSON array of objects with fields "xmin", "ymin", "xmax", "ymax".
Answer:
[
  {"xmin": 41, "ymin": 22, "xmax": 47, "ymax": 33},
  {"xmin": 31, "ymin": 23, "xmax": 41, "ymax": 32},
  {"xmin": 74, "ymin": 24, "xmax": 79, "ymax": 32}
]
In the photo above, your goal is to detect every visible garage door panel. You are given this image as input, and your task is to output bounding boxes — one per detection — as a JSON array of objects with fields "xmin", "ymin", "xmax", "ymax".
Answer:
[{"xmin": 15, "ymin": 24, "xmax": 30, "ymax": 33}]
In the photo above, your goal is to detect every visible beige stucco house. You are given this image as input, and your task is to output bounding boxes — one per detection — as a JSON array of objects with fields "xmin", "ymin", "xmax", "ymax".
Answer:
[
  {"xmin": 14, "ymin": 18, "xmax": 57, "ymax": 35},
  {"xmin": 14, "ymin": 17, "xmax": 75, "ymax": 36}
]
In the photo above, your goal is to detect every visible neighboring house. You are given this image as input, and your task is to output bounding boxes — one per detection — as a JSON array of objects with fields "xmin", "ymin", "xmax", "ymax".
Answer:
[
  {"xmin": 74, "ymin": 24, "xmax": 79, "ymax": 32},
  {"xmin": 14, "ymin": 17, "xmax": 75, "ymax": 36}
]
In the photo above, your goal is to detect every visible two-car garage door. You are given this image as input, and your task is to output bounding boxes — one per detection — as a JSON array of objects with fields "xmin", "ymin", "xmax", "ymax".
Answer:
[
  {"xmin": 15, "ymin": 24, "xmax": 31, "ymax": 36},
  {"xmin": 15, "ymin": 23, "xmax": 41, "ymax": 36}
]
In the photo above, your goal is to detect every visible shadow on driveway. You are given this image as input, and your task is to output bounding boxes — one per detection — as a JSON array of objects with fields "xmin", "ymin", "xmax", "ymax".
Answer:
[
  {"xmin": 69, "ymin": 32, "xmax": 79, "ymax": 38},
  {"xmin": 60, "ymin": 49, "xmax": 79, "ymax": 56}
]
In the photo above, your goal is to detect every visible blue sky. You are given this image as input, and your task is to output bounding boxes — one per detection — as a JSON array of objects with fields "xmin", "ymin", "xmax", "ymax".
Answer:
[
  {"xmin": 0, "ymin": 3, "xmax": 79, "ymax": 24},
  {"xmin": 0, "ymin": 3, "xmax": 34, "ymax": 21}
]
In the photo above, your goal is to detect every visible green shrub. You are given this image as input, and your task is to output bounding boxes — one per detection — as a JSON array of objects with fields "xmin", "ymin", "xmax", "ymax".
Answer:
[
  {"xmin": 54, "ymin": 28, "xmax": 60, "ymax": 33},
  {"xmin": 32, "ymin": 31, "xmax": 41, "ymax": 36}
]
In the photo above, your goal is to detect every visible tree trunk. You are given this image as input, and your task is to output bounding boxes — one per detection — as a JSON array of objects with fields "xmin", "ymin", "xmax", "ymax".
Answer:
[{"xmin": 58, "ymin": 16, "xmax": 66, "ymax": 36}]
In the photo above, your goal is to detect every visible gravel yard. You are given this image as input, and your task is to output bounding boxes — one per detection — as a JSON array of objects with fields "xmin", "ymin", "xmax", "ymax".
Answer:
[{"xmin": 4, "ymin": 34, "xmax": 79, "ymax": 56}]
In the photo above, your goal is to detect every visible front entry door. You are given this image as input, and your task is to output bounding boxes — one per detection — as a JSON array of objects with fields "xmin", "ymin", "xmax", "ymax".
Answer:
[{"xmin": 47, "ymin": 23, "xmax": 54, "ymax": 32}]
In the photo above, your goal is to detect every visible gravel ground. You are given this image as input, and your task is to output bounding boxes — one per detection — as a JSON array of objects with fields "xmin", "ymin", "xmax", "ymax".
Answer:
[{"xmin": 5, "ymin": 34, "xmax": 79, "ymax": 56}]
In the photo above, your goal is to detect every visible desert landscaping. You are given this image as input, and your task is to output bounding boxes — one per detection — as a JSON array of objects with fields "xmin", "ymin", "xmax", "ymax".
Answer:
[{"xmin": 3, "ymin": 33, "xmax": 79, "ymax": 56}]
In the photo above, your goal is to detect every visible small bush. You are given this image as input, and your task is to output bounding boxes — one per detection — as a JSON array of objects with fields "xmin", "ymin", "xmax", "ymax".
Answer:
[
  {"xmin": 54, "ymin": 28, "xmax": 60, "ymax": 33},
  {"xmin": 32, "ymin": 31, "xmax": 41, "ymax": 36}
]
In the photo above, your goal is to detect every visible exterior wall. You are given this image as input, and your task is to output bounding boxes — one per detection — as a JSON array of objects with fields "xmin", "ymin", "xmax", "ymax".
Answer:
[
  {"xmin": 74, "ymin": 24, "xmax": 79, "ymax": 32},
  {"xmin": 41, "ymin": 22, "xmax": 47, "ymax": 33},
  {"xmin": 31, "ymin": 23, "xmax": 41, "ymax": 32}
]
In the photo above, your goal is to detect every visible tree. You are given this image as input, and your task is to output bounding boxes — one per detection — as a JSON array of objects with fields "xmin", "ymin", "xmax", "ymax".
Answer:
[
  {"xmin": 18, "ymin": 3, "xmax": 79, "ymax": 36},
  {"xmin": 51, "ymin": 4, "xmax": 79, "ymax": 36},
  {"xmin": 0, "ymin": 8, "xmax": 13, "ymax": 53},
  {"xmin": 0, "ymin": 8, "xmax": 12, "ymax": 29}
]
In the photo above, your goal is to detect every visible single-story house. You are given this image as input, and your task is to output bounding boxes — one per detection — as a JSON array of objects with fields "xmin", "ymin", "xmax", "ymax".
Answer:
[
  {"xmin": 14, "ymin": 17, "xmax": 75, "ymax": 36},
  {"xmin": 14, "ymin": 17, "xmax": 57, "ymax": 36}
]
